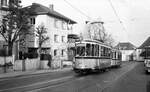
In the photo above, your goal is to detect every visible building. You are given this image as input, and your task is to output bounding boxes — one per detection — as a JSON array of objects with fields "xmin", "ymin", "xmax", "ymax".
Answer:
[
  {"xmin": 22, "ymin": 3, "xmax": 76, "ymax": 68},
  {"xmin": 133, "ymin": 48, "xmax": 144, "ymax": 61},
  {"xmin": 138, "ymin": 37, "xmax": 150, "ymax": 61},
  {"xmin": 115, "ymin": 42, "xmax": 136, "ymax": 61},
  {"xmin": 67, "ymin": 34, "xmax": 79, "ymax": 61}
]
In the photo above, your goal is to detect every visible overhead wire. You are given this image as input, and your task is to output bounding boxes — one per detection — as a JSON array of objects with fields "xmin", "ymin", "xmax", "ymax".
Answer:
[
  {"xmin": 108, "ymin": 0, "xmax": 127, "ymax": 31},
  {"xmin": 63, "ymin": 0, "xmax": 92, "ymax": 20}
]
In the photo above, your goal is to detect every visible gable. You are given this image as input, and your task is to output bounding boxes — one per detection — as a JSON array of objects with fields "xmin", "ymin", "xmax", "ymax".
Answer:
[{"xmin": 115, "ymin": 42, "xmax": 136, "ymax": 50}]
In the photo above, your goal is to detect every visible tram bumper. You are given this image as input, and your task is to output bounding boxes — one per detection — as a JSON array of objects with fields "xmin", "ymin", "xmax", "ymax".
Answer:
[{"xmin": 73, "ymin": 66, "xmax": 91, "ymax": 73}]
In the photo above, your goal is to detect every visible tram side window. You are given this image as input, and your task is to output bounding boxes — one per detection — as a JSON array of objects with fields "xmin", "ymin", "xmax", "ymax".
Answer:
[
  {"xmin": 92, "ymin": 44, "xmax": 95, "ymax": 56},
  {"xmin": 108, "ymin": 49, "xmax": 111, "ymax": 58},
  {"xmin": 116, "ymin": 52, "xmax": 118, "ymax": 59},
  {"xmin": 86, "ymin": 44, "xmax": 91, "ymax": 56},
  {"xmin": 104, "ymin": 47, "xmax": 107, "ymax": 57},
  {"xmin": 118, "ymin": 52, "xmax": 122, "ymax": 60},
  {"xmin": 115, "ymin": 52, "xmax": 117, "ymax": 59},
  {"xmin": 99, "ymin": 46, "xmax": 101, "ymax": 57},
  {"xmin": 101, "ymin": 46, "xmax": 104, "ymax": 57},
  {"xmin": 76, "ymin": 46, "xmax": 85, "ymax": 56},
  {"xmin": 102, "ymin": 47, "xmax": 110, "ymax": 57},
  {"xmin": 97, "ymin": 45, "xmax": 99, "ymax": 56},
  {"xmin": 95, "ymin": 44, "xmax": 99, "ymax": 56},
  {"xmin": 113, "ymin": 52, "xmax": 115, "ymax": 59}
]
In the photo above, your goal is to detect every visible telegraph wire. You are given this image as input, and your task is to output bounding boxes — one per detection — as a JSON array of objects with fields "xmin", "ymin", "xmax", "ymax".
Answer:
[
  {"xmin": 63, "ymin": 0, "xmax": 92, "ymax": 20},
  {"xmin": 108, "ymin": 0, "xmax": 127, "ymax": 31}
]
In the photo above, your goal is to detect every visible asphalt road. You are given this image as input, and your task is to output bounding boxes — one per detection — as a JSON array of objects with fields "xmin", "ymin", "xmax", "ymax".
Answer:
[
  {"xmin": 104, "ymin": 61, "xmax": 150, "ymax": 92},
  {"xmin": 0, "ymin": 61, "xmax": 147, "ymax": 92}
]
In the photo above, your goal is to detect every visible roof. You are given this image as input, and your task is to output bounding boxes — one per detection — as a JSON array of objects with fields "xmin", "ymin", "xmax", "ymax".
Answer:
[
  {"xmin": 68, "ymin": 34, "xmax": 79, "ymax": 39},
  {"xmin": 24, "ymin": 3, "xmax": 76, "ymax": 24},
  {"xmin": 76, "ymin": 39, "xmax": 111, "ymax": 48},
  {"xmin": 115, "ymin": 42, "xmax": 136, "ymax": 50},
  {"xmin": 138, "ymin": 37, "xmax": 150, "ymax": 49}
]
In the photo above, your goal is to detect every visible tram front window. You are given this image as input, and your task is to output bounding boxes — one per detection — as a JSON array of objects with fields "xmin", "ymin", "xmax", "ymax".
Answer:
[
  {"xmin": 76, "ymin": 46, "xmax": 85, "ymax": 56},
  {"xmin": 86, "ymin": 44, "xmax": 91, "ymax": 56}
]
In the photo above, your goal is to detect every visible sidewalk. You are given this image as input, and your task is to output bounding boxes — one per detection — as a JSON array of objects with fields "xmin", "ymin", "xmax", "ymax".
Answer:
[{"xmin": 0, "ymin": 67, "xmax": 72, "ymax": 79}]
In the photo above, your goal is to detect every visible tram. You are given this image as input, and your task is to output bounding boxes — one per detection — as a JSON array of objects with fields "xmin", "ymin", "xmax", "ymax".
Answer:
[
  {"xmin": 111, "ymin": 49, "xmax": 122, "ymax": 68},
  {"xmin": 73, "ymin": 39, "xmax": 112, "ymax": 74}
]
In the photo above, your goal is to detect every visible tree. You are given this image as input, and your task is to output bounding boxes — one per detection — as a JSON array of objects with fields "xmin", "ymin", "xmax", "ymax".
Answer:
[
  {"xmin": 0, "ymin": 0, "xmax": 31, "ymax": 55},
  {"xmin": 85, "ymin": 20, "xmax": 115, "ymax": 46},
  {"xmin": 35, "ymin": 24, "xmax": 50, "ymax": 56}
]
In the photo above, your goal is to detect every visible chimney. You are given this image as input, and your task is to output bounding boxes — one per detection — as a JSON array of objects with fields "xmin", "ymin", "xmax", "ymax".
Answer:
[
  {"xmin": 85, "ymin": 21, "xmax": 89, "ymax": 24},
  {"xmin": 49, "ymin": 4, "xmax": 54, "ymax": 10}
]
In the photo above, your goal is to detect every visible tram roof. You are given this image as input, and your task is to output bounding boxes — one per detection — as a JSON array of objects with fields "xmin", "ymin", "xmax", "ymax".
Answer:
[
  {"xmin": 111, "ymin": 48, "xmax": 121, "ymax": 52},
  {"xmin": 76, "ymin": 39, "xmax": 111, "ymax": 48}
]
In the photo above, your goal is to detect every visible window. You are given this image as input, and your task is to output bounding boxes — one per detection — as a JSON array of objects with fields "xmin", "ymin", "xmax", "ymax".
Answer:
[
  {"xmin": 101, "ymin": 46, "xmax": 104, "ymax": 57},
  {"xmin": 62, "ymin": 49, "xmax": 65, "ymax": 56},
  {"xmin": 62, "ymin": 36, "xmax": 65, "ymax": 42},
  {"xmin": 101, "ymin": 47, "xmax": 111, "ymax": 58},
  {"xmin": 118, "ymin": 52, "xmax": 122, "ymax": 60},
  {"xmin": 76, "ymin": 43, "xmax": 85, "ymax": 56},
  {"xmin": 54, "ymin": 19, "xmax": 59, "ymax": 28},
  {"xmin": 99, "ymin": 46, "xmax": 101, "ymax": 56},
  {"xmin": 1, "ymin": 0, "xmax": 8, "ymax": 7},
  {"xmin": 112, "ymin": 52, "xmax": 116, "ymax": 59},
  {"xmin": 67, "ymin": 24, "xmax": 73, "ymax": 30},
  {"xmin": 91, "ymin": 44, "xmax": 94, "ymax": 56},
  {"xmin": 30, "ymin": 17, "xmax": 35, "ymax": 25},
  {"xmin": 62, "ymin": 21, "xmax": 67, "ymax": 30},
  {"xmin": 54, "ymin": 49, "xmax": 57, "ymax": 56},
  {"xmin": 95, "ymin": 44, "xmax": 99, "ymax": 56},
  {"xmin": 86, "ymin": 44, "xmax": 91, "ymax": 56},
  {"xmin": 54, "ymin": 34, "xmax": 58, "ymax": 42},
  {"xmin": 108, "ymin": 49, "xmax": 111, "ymax": 57}
]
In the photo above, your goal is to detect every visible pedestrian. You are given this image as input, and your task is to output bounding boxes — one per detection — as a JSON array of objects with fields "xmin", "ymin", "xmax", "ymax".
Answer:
[{"xmin": 47, "ymin": 54, "xmax": 52, "ymax": 68}]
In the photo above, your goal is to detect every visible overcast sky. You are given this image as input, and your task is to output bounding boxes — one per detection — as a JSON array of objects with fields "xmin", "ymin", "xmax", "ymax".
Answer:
[{"xmin": 22, "ymin": 0, "xmax": 150, "ymax": 47}]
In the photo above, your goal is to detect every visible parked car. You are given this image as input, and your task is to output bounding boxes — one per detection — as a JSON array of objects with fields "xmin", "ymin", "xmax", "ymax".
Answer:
[{"xmin": 144, "ymin": 59, "xmax": 150, "ymax": 73}]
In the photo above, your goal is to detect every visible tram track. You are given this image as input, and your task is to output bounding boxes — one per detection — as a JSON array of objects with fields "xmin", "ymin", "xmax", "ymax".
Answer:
[
  {"xmin": 0, "ymin": 75, "xmax": 75, "ymax": 92},
  {"xmin": 26, "ymin": 62, "xmax": 137, "ymax": 92},
  {"xmin": 0, "ymin": 62, "xmax": 135, "ymax": 92}
]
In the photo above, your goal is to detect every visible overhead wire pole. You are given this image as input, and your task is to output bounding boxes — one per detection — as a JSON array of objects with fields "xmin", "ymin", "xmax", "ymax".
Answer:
[
  {"xmin": 63, "ymin": 0, "xmax": 92, "ymax": 20},
  {"xmin": 108, "ymin": 0, "xmax": 127, "ymax": 31}
]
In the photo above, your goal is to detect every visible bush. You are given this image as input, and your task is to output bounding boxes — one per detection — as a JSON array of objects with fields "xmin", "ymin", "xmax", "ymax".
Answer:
[
  {"xmin": 3, "ymin": 62, "xmax": 13, "ymax": 67},
  {"xmin": 24, "ymin": 52, "xmax": 38, "ymax": 59},
  {"xmin": 0, "ymin": 49, "xmax": 12, "ymax": 56},
  {"xmin": 40, "ymin": 54, "xmax": 49, "ymax": 60}
]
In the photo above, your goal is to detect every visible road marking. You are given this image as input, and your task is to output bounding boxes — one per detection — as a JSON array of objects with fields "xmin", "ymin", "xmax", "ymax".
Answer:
[{"xmin": 0, "ymin": 75, "xmax": 74, "ymax": 92}]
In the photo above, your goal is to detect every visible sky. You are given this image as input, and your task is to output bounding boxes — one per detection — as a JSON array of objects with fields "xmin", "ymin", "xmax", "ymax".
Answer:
[{"xmin": 22, "ymin": 0, "xmax": 150, "ymax": 47}]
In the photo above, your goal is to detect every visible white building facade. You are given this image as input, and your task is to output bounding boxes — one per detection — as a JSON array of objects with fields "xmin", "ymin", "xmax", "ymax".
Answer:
[
  {"xmin": 115, "ymin": 42, "xmax": 136, "ymax": 61},
  {"xmin": 23, "ymin": 3, "xmax": 76, "ymax": 68}
]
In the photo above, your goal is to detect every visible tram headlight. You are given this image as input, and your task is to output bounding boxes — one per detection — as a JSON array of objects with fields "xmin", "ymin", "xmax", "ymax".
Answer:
[
  {"xmin": 80, "ymin": 65, "xmax": 86, "ymax": 69},
  {"xmin": 75, "ymin": 60, "xmax": 86, "ymax": 69},
  {"xmin": 78, "ymin": 63, "xmax": 87, "ymax": 69}
]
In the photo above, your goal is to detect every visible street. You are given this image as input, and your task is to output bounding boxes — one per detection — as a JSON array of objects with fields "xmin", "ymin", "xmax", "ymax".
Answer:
[{"xmin": 0, "ymin": 62, "xmax": 149, "ymax": 92}]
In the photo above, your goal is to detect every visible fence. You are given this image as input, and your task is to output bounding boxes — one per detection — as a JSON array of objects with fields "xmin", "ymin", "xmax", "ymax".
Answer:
[{"xmin": 14, "ymin": 58, "xmax": 40, "ymax": 71}]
